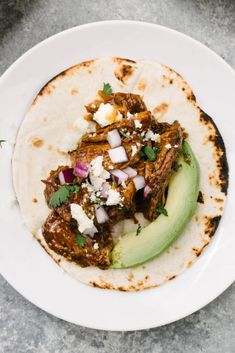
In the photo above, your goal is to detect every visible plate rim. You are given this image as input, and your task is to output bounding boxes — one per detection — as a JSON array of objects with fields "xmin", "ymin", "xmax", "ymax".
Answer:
[{"xmin": 0, "ymin": 20, "xmax": 234, "ymax": 331}]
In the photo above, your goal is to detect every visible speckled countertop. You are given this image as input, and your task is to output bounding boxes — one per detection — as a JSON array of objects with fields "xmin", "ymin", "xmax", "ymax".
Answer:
[{"xmin": 0, "ymin": 1, "xmax": 234, "ymax": 352}]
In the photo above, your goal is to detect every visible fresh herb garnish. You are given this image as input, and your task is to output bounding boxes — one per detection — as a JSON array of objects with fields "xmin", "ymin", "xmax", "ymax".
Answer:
[
  {"xmin": 0, "ymin": 139, "xmax": 6, "ymax": 148},
  {"xmin": 156, "ymin": 205, "xmax": 168, "ymax": 216},
  {"xmin": 88, "ymin": 206, "xmax": 93, "ymax": 212},
  {"xmin": 173, "ymin": 120, "xmax": 178, "ymax": 124},
  {"xmin": 119, "ymin": 129, "xmax": 130, "ymax": 138},
  {"xmin": 182, "ymin": 143, "xmax": 191, "ymax": 164},
  {"xmin": 141, "ymin": 146, "xmax": 159, "ymax": 161},
  {"xmin": 111, "ymin": 175, "xmax": 118, "ymax": 186},
  {"xmin": 95, "ymin": 197, "xmax": 102, "ymax": 205},
  {"xmin": 102, "ymin": 83, "xmax": 112, "ymax": 96},
  {"xmin": 153, "ymin": 146, "xmax": 160, "ymax": 154},
  {"xmin": 76, "ymin": 234, "xmax": 86, "ymax": 247},
  {"xmin": 136, "ymin": 223, "xmax": 142, "ymax": 236},
  {"xmin": 49, "ymin": 184, "xmax": 80, "ymax": 208}
]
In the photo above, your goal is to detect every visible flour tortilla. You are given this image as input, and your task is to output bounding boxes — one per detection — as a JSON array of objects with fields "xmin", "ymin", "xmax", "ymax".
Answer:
[{"xmin": 13, "ymin": 57, "xmax": 228, "ymax": 291}]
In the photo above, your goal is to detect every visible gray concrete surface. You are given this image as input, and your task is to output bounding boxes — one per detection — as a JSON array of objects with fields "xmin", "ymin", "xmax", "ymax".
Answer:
[{"xmin": 0, "ymin": 0, "xmax": 234, "ymax": 352}]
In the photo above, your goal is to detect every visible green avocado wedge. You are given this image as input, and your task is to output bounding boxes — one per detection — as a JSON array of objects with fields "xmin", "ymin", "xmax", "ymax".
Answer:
[{"xmin": 111, "ymin": 141, "xmax": 200, "ymax": 269}]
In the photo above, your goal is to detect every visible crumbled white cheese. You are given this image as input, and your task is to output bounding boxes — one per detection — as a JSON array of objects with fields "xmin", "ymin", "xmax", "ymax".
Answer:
[
  {"xmin": 134, "ymin": 120, "xmax": 142, "ymax": 128},
  {"xmin": 93, "ymin": 103, "xmax": 122, "ymax": 127},
  {"xmin": 144, "ymin": 129, "xmax": 160, "ymax": 142},
  {"xmin": 165, "ymin": 143, "xmax": 172, "ymax": 149},
  {"xmin": 141, "ymin": 131, "xmax": 145, "ymax": 137},
  {"xmin": 89, "ymin": 194, "xmax": 97, "ymax": 203},
  {"xmin": 131, "ymin": 145, "xmax": 138, "ymax": 156},
  {"xmin": 109, "ymin": 165, "xmax": 114, "ymax": 170},
  {"xmin": 70, "ymin": 203, "xmax": 97, "ymax": 236},
  {"xmin": 93, "ymin": 242, "xmax": 99, "ymax": 250},
  {"xmin": 89, "ymin": 156, "xmax": 110, "ymax": 191},
  {"xmin": 136, "ymin": 142, "xmax": 141, "ymax": 147},
  {"xmin": 174, "ymin": 144, "xmax": 179, "ymax": 148},
  {"xmin": 106, "ymin": 189, "xmax": 122, "ymax": 206},
  {"xmin": 127, "ymin": 112, "xmax": 133, "ymax": 120},
  {"xmin": 91, "ymin": 103, "xmax": 96, "ymax": 109},
  {"xmin": 121, "ymin": 181, "xmax": 126, "ymax": 188}
]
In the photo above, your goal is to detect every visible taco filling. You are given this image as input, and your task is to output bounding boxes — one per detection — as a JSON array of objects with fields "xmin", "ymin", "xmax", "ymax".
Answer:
[{"xmin": 42, "ymin": 85, "xmax": 198, "ymax": 269}]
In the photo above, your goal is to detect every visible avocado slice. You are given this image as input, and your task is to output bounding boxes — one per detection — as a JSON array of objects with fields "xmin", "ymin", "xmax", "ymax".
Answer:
[{"xmin": 111, "ymin": 141, "xmax": 200, "ymax": 269}]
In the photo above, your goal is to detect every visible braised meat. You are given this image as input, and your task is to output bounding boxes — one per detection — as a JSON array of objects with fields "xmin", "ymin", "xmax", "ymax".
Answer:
[
  {"xmin": 113, "ymin": 92, "xmax": 147, "ymax": 113},
  {"xmin": 43, "ymin": 211, "xmax": 112, "ymax": 268},
  {"xmin": 143, "ymin": 123, "xmax": 183, "ymax": 220},
  {"xmin": 42, "ymin": 91, "xmax": 184, "ymax": 268}
]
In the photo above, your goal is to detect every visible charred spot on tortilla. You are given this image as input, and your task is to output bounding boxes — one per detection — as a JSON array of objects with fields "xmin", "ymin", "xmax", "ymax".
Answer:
[
  {"xmin": 137, "ymin": 79, "xmax": 147, "ymax": 91},
  {"xmin": 113, "ymin": 57, "xmax": 136, "ymax": 64},
  {"xmin": 168, "ymin": 275, "xmax": 176, "ymax": 281},
  {"xmin": 197, "ymin": 191, "xmax": 204, "ymax": 204},
  {"xmin": 153, "ymin": 102, "xmax": 169, "ymax": 116},
  {"xmin": 31, "ymin": 137, "xmax": 43, "ymax": 148},
  {"xmin": 199, "ymin": 111, "xmax": 228, "ymax": 194},
  {"xmin": 71, "ymin": 89, "xmax": 78, "ymax": 95},
  {"xmin": 114, "ymin": 64, "xmax": 135, "ymax": 84},
  {"xmin": 204, "ymin": 215, "xmax": 222, "ymax": 237},
  {"xmin": 32, "ymin": 198, "xmax": 38, "ymax": 203}
]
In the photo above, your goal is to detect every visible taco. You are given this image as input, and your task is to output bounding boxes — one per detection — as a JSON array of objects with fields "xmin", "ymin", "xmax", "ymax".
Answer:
[{"xmin": 12, "ymin": 57, "xmax": 228, "ymax": 291}]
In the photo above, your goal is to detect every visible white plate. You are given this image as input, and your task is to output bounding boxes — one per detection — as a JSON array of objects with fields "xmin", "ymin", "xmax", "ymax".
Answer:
[{"xmin": 0, "ymin": 21, "xmax": 234, "ymax": 331}]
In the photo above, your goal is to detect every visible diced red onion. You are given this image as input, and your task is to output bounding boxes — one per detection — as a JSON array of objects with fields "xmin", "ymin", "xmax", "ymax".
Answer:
[
  {"xmin": 100, "ymin": 182, "xmax": 110, "ymax": 198},
  {"xmin": 95, "ymin": 206, "xmax": 109, "ymax": 224},
  {"xmin": 144, "ymin": 185, "xmax": 152, "ymax": 199},
  {"xmin": 110, "ymin": 169, "xmax": 129, "ymax": 185},
  {"xmin": 58, "ymin": 168, "xmax": 75, "ymax": 184},
  {"xmin": 108, "ymin": 146, "xmax": 128, "ymax": 164},
  {"xmin": 74, "ymin": 162, "xmax": 90, "ymax": 178},
  {"xmin": 133, "ymin": 175, "xmax": 146, "ymax": 191},
  {"xmin": 122, "ymin": 166, "xmax": 137, "ymax": 178},
  {"xmin": 107, "ymin": 129, "xmax": 122, "ymax": 148}
]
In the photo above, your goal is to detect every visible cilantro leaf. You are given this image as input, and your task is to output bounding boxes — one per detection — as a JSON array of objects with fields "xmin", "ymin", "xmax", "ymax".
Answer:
[
  {"xmin": 49, "ymin": 184, "xmax": 80, "ymax": 208},
  {"xmin": 76, "ymin": 234, "xmax": 86, "ymax": 247},
  {"xmin": 156, "ymin": 205, "xmax": 168, "ymax": 216},
  {"xmin": 0, "ymin": 139, "xmax": 6, "ymax": 148},
  {"xmin": 95, "ymin": 197, "xmax": 102, "ymax": 205},
  {"xmin": 102, "ymin": 83, "xmax": 112, "ymax": 96},
  {"xmin": 153, "ymin": 146, "xmax": 160, "ymax": 154},
  {"xmin": 136, "ymin": 223, "xmax": 142, "ymax": 236},
  {"xmin": 141, "ymin": 146, "xmax": 158, "ymax": 161}
]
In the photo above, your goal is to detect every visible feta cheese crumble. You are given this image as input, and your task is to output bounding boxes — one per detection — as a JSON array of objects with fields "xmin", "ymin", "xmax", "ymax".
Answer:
[
  {"xmin": 93, "ymin": 103, "xmax": 122, "ymax": 127},
  {"xmin": 93, "ymin": 243, "xmax": 99, "ymax": 250},
  {"xmin": 165, "ymin": 143, "xmax": 172, "ymax": 149},
  {"xmin": 70, "ymin": 203, "xmax": 97, "ymax": 236},
  {"xmin": 134, "ymin": 120, "xmax": 142, "ymax": 129},
  {"xmin": 131, "ymin": 145, "xmax": 138, "ymax": 156},
  {"xmin": 89, "ymin": 156, "xmax": 110, "ymax": 191},
  {"xmin": 106, "ymin": 189, "xmax": 122, "ymax": 206},
  {"xmin": 127, "ymin": 111, "xmax": 133, "ymax": 120},
  {"xmin": 144, "ymin": 129, "xmax": 160, "ymax": 142}
]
